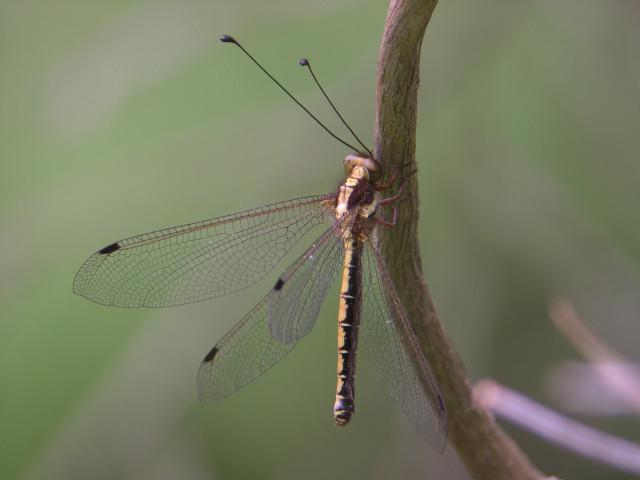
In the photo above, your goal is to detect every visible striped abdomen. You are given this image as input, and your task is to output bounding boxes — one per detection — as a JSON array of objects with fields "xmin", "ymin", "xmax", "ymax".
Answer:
[{"xmin": 334, "ymin": 235, "xmax": 363, "ymax": 426}]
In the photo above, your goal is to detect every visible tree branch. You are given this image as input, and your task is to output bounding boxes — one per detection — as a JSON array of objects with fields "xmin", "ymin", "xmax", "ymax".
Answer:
[{"xmin": 374, "ymin": 2, "xmax": 546, "ymax": 478}]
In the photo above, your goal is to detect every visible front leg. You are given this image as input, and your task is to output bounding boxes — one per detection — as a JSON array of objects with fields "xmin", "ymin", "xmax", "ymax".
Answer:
[{"xmin": 375, "ymin": 205, "xmax": 398, "ymax": 227}]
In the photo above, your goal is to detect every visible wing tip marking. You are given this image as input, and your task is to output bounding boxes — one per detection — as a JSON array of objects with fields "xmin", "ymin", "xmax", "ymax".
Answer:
[
  {"xmin": 203, "ymin": 346, "xmax": 219, "ymax": 363},
  {"xmin": 98, "ymin": 242, "xmax": 120, "ymax": 255},
  {"xmin": 273, "ymin": 277, "xmax": 285, "ymax": 291}
]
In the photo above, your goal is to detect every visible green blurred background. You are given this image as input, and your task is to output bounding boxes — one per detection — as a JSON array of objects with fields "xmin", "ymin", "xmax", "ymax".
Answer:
[{"xmin": 2, "ymin": 1, "xmax": 639, "ymax": 479}]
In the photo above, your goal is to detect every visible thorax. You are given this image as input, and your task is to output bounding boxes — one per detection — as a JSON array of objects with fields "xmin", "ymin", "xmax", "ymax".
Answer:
[{"xmin": 334, "ymin": 155, "xmax": 382, "ymax": 239}]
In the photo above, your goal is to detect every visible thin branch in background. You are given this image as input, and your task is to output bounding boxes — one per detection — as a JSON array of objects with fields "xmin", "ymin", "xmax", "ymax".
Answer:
[
  {"xmin": 549, "ymin": 298, "xmax": 640, "ymax": 413},
  {"xmin": 475, "ymin": 379, "xmax": 640, "ymax": 477},
  {"xmin": 547, "ymin": 361, "xmax": 640, "ymax": 416},
  {"xmin": 549, "ymin": 297, "xmax": 623, "ymax": 362}
]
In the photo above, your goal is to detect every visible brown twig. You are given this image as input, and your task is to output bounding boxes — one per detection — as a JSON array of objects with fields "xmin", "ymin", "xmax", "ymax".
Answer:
[
  {"xmin": 475, "ymin": 379, "xmax": 640, "ymax": 476},
  {"xmin": 374, "ymin": 1, "xmax": 546, "ymax": 479}
]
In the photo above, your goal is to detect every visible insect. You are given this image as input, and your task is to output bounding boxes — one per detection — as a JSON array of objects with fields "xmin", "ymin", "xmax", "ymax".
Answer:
[{"xmin": 73, "ymin": 35, "xmax": 448, "ymax": 451}]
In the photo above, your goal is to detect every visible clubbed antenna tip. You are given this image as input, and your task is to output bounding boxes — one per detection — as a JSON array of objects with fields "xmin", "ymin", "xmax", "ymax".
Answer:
[{"xmin": 220, "ymin": 34, "xmax": 237, "ymax": 44}]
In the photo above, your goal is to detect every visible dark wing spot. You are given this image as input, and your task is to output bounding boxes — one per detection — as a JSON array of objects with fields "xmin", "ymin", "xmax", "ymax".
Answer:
[
  {"xmin": 98, "ymin": 242, "xmax": 120, "ymax": 255},
  {"xmin": 437, "ymin": 394, "xmax": 446, "ymax": 413},
  {"xmin": 203, "ymin": 346, "xmax": 219, "ymax": 363},
  {"xmin": 273, "ymin": 278, "xmax": 285, "ymax": 291}
]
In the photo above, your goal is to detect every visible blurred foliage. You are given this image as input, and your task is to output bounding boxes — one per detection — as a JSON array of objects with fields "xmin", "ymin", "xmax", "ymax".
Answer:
[{"xmin": 1, "ymin": 1, "xmax": 639, "ymax": 479}]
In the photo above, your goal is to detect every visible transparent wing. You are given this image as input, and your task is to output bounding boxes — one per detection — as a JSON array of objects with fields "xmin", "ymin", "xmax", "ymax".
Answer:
[
  {"xmin": 197, "ymin": 214, "xmax": 351, "ymax": 402},
  {"xmin": 73, "ymin": 194, "xmax": 336, "ymax": 307},
  {"xmin": 361, "ymin": 239, "xmax": 448, "ymax": 451}
]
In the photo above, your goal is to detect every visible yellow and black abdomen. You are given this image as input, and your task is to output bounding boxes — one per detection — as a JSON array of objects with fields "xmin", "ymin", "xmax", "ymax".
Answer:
[{"xmin": 334, "ymin": 234, "xmax": 364, "ymax": 426}]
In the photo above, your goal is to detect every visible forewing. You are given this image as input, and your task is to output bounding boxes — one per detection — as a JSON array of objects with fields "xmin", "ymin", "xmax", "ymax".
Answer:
[
  {"xmin": 73, "ymin": 194, "xmax": 335, "ymax": 307},
  {"xmin": 197, "ymin": 215, "xmax": 350, "ymax": 401},
  {"xmin": 361, "ymin": 239, "xmax": 448, "ymax": 451}
]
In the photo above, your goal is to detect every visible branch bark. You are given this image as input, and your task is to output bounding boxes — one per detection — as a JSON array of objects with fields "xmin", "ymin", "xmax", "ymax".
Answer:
[{"xmin": 374, "ymin": 2, "xmax": 547, "ymax": 479}]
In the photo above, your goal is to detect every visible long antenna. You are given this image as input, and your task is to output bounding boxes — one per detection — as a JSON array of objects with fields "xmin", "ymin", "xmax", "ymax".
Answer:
[
  {"xmin": 299, "ymin": 58, "xmax": 372, "ymax": 158},
  {"xmin": 220, "ymin": 35, "xmax": 362, "ymax": 154}
]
